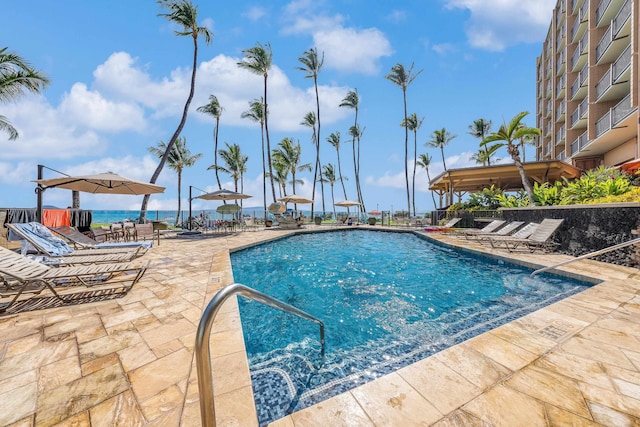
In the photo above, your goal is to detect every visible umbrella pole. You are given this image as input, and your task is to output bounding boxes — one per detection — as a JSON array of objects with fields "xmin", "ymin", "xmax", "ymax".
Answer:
[
  {"xmin": 36, "ymin": 164, "xmax": 44, "ymax": 223},
  {"xmin": 188, "ymin": 186, "xmax": 193, "ymax": 230}
]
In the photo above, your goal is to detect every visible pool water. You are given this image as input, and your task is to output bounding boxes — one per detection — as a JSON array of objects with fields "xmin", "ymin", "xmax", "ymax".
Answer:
[{"xmin": 231, "ymin": 230, "xmax": 594, "ymax": 425}]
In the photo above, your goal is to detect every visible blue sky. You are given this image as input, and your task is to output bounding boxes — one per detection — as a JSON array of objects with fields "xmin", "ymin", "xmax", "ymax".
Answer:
[{"xmin": 1, "ymin": 0, "xmax": 555, "ymax": 214}]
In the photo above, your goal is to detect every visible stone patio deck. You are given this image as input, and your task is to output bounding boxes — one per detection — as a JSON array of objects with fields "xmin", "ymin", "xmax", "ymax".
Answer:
[{"xmin": 0, "ymin": 226, "xmax": 639, "ymax": 426}]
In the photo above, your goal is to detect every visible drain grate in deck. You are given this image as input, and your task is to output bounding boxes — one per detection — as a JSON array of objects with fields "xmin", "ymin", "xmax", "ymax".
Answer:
[{"xmin": 537, "ymin": 320, "xmax": 578, "ymax": 341}]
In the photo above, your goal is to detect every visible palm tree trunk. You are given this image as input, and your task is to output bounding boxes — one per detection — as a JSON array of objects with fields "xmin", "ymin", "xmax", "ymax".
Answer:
[
  {"xmin": 411, "ymin": 129, "xmax": 417, "ymax": 217},
  {"xmin": 72, "ymin": 191, "xmax": 80, "ymax": 209},
  {"xmin": 139, "ymin": 35, "xmax": 199, "ymax": 223},
  {"xmin": 314, "ymin": 76, "xmax": 325, "ymax": 215},
  {"xmin": 426, "ymin": 170, "xmax": 437, "ymax": 209},
  {"xmin": 509, "ymin": 145, "xmax": 535, "ymax": 205},
  {"xmin": 260, "ymin": 124, "xmax": 267, "ymax": 221},
  {"xmin": 263, "ymin": 75, "xmax": 277, "ymax": 202},
  {"xmin": 337, "ymin": 149, "xmax": 348, "ymax": 199},
  {"xmin": 402, "ymin": 89, "xmax": 410, "ymax": 216},
  {"xmin": 214, "ymin": 117, "xmax": 221, "ymax": 190},
  {"xmin": 175, "ymin": 171, "xmax": 182, "ymax": 226}
]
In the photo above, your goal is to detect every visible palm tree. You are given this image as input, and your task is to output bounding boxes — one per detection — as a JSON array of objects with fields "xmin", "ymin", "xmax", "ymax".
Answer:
[
  {"xmin": 416, "ymin": 153, "xmax": 437, "ymax": 209},
  {"xmin": 516, "ymin": 122, "xmax": 536, "ymax": 163},
  {"xmin": 401, "ymin": 113, "xmax": 424, "ymax": 216},
  {"xmin": 297, "ymin": 47, "xmax": 324, "ymax": 218},
  {"xmin": 326, "ymin": 131, "xmax": 348, "ymax": 200},
  {"xmin": 426, "ymin": 128, "xmax": 456, "ymax": 206},
  {"xmin": 237, "ymin": 42, "xmax": 276, "ymax": 202},
  {"xmin": 483, "ymin": 112, "xmax": 541, "ymax": 205},
  {"xmin": 140, "ymin": 0, "xmax": 212, "ymax": 223},
  {"xmin": 348, "ymin": 124, "xmax": 366, "ymax": 212},
  {"xmin": 321, "ymin": 163, "xmax": 338, "ymax": 222},
  {"xmin": 0, "ymin": 47, "xmax": 50, "ymax": 140},
  {"xmin": 270, "ymin": 159, "xmax": 289, "ymax": 199},
  {"xmin": 468, "ymin": 119, "xmax": 493, "ymax": 165},
  {"xmin": 210, "ymin": 142, "xmax": 248, "ymax": 198},
  {"xmin": 196, "ymin": 94, "xmax": 223, "ymax": 190},
  {"xmin": 272, "ymin": 137, "xmax": 311, "ymax": 209},
  {"xmin": 148, "ymin": 136, "xmax": 202, "ymax": 225},
  {"xmin": 241, "ymin": 97, "xmax": 267, "ymax": 219},
  {"xmin": 385, "ymin": 62, "xmax": 423, "ymax": 216},
  {"xmin": 300, "ymin": 111, "xmax": 325, "ymax": 213},
  {"xmin": 471, "ymin": 144, "xmax": 502, "ymax": 166},
  {"xmin": 339, "ymin": 89, "xmax": 365, "ymax": 211}
]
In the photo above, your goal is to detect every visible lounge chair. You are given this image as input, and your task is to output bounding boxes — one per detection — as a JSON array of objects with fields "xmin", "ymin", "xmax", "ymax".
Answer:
[
  {"xmin": 0, "ymin": 246, "xmax": 148, "ymax": 314},
  {"xmin": 274, "ymin": 214, "xmax": 302, "ymax": 229},
  {"xmin": 478, "ymin": 222, "xmax": 538, "ymax": 245},
  {"xmin": 50, "ymin": 225, "xmax": 153, "ymax": 250},
  {"xmin": 455, "ymin": 219, "xmax": 506, "ymax": 238},
  {"xmin": 487, "ymin": 219, "xmax": 564, "ymax": 252},
  {"xmin": 8, "ymin": 223, "xmax": 147, "ymax": 261},
  {"xmin": 424, "ymin": 217, "xmax": 462, "ymax": 232},
  {"xmin": 461, "ymin": 221, "xmax": 522, "ymax": 240}
]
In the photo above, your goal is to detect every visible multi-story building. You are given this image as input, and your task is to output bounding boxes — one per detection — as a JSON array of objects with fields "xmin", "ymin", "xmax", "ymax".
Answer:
[{"xmin": 536, "ymin": 0, "xmax": 638, "ymax": 170}]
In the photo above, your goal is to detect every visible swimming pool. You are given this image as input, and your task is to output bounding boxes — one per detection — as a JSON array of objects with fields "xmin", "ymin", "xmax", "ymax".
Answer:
[{"xmin": 231, "ymin": 229, "xmax": 595, "ymax": 426}]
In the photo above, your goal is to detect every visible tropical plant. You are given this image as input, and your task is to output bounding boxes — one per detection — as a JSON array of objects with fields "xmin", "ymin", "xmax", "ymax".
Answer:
[
  {"xmin": 269, "ymin": 160, "xmax": 289, "ymax": 199},
  {"xmin": 271, "ymin": 138, "xmax": 311, "ymax": 207},
  {"xmin": 321, "ymin": 163, "xmax": 338, "ymax": 222},
  {"xmin": 516, "ymin": 121, "xmax": 537, "ymax": 163},
  {"xmin": 426, "ymin": 128, "xmax": 456, "ymax": 206},
  {"xmin": 196, "ymin": 94, "xmax": 223, "ymax": 190},
  {"xmin": 401, "ymin": 113, "xmax": 424, "ymax": 216},
  {"xmin": 237, "ymin": 42, "xmax": 275, "ymax": 202},
  {"xmin": 140, "ymin": 0, "xmax": 212, "ymax": 223},
  {"xmin": 348, "ymin": 123, "xmax": 366, "ymax": 212},
  {"xmin": 416, "ymin": 153, "xmax": 437, "ymax": 208},
  {"xmin": 339, "ymin": 89, "xmax": 365, "ymax": 211},
  {"xmin": 297, "ymin": 47, "xmax": 324, "ymax": 217},
  {"xmin": 0, "ymin": 47, "xmax": 50, "ymax": 140},
  {"xmin": 532, "ymin": 181, "xmax": 564, "ymax": 206},
  {"xmin": 482, "ymin": 112, "xmax": 541, "ymax": 206},
  {"xmin": 560, "ymin": 169, "xmax": 631, "ymax": 204},
  {"xmin": 210, "ymin": 142, "xmax": 248, "ymax": 200},
  {"xmin": 495, "ymin": 191, "xmax": 529, "ymax": 208},
  {"xmin": 148, "ymin": 136, "xmax": 202, "ymax": 225},
  {"xmin": 386, "ymin": 62, "xmax": 423, "ymax": 215},
  {"xmin": 468, "ymin": 119, "xmax": 493, "ymax": 165},
  {"xmin": 301, "ymin": 111, "xmax": 325, "ymax": 213},
  {"xmin": 241, "ymin": 97, "xmax": 267, "ymax": 219},
  {"xmin": 466, "ymin": 185, "xmax": 503, "ymax": 210},
  {"xmin": 326, "ymin": 131, "xmax": 348, "ymax": 200}
]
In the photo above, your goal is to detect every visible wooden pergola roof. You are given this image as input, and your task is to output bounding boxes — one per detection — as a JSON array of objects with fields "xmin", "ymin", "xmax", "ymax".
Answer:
[{"xmin": 428, "ymin": 161, "xmax": 582, "ymax": 194}]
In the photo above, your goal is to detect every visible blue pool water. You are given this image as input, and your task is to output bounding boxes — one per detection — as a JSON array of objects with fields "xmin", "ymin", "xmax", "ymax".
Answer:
[{"xmin": 231, "ymin": 230, "xmax": 595, "ymax": 425}]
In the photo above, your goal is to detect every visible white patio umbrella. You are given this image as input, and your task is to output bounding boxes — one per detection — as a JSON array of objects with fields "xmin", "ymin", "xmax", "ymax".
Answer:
[{"xmin": 334, "ymin": 200, "xmax": 362, "ymax": 223}]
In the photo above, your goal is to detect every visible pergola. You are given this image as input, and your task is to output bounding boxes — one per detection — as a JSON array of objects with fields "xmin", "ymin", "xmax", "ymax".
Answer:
[{"xmin": 428, "ymin": 160, "xmax": 582, "ymax": 207}]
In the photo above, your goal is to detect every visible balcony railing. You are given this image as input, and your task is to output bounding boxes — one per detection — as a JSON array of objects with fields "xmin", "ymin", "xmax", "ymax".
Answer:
[
  {"xmin": 557, "ymin": 151, "xmax": 566, "ymax": 161},
  {"xmin": 570, "ymin": 65, "xmax": 589, "ymax": 99},
  {"xmin": 595, "ymin": 94, "xmax": 634, "ymax": 137},
  {"xmin": 579, "ymin": 0, "xmax": 589, "ymax": 23},
  {"xmin": 613, "ymin": 0, "xmax": 631, "ymax": 35},
  {"xmin": 596, "ymin": 0, "xmax": 612, "ymax": 24},
  {"xmin": 556, "ymin": 50, "xmax": 566, "ymax": 74},
  {"xmin": 556, "ymin": 124, "xmax": 566, "ymax": 143},
  {"xmin": 612, "ymin": 43, "xmax": 631, "ymax": 80},
  {"xmin": 596, "ymin": 25, "xmax": 613, "ymax": 61},
  {"xmin": 595, "ymin": 68, "xmax": 612, "ymax": 99},
  {"xmin": 556, "ymin": 101, "xmax": 566, "ymax": 121},
  {"xmin": 570, "ymin": 98, "xmax": 589, "ymax": 127},
  {"xmin": 579, "ymin": 29, "xmax": 589, "ymax": 54},
  {"xmin": 556, "ymin": 74, "xmax": 566, "ymax": 98},
  {"xmin": 545, "ymin": 122, "xmax": 553, "ymax": 136},
  {"xmin": 570, "ymin": 130, "xmax": 589, "ymax": 155}
]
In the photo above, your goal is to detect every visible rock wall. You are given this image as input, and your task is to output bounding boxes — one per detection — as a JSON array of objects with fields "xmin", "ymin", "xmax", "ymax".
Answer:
[{"xmin": 500, "ymin": 203, "xmax": 640, "ymax": 267}]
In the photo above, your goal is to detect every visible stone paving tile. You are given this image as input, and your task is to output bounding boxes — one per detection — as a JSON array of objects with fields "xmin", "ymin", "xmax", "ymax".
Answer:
[{"xmin": 0, "ymin": 226, "xmax": 639, "ymax": 426}]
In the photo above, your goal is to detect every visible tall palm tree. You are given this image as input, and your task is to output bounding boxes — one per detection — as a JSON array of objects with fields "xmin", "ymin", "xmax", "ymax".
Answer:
[
  {"xmin": 401, "ymin": 112, "xmax": 424, "ymax": 217},
  {"xmin": 297, "ymin": 47, "xmax": 324, "ymax": 218},
  {"xmin": 196, "ymin": 94, "xmax": 223, "ymax": 190},
  {"xmin": 272, "ymin": 137, "xmax": 311, "ymax": 209},
  {"xmin": 416, "ymin": 153, "xmax": 437, "ymax": 209},
  {"xmin": 210, "ymin": 142, "xmax": 248, "ymax": 198},
  {"xmin": 0, "ymin": 47, "xmax": 50, "ymax": 140},
  {"xmin": 385, "ymin": 62, "xmax": 423, "ymax": 216},
  {"xmin": 339, "ymin": 89, "xmax": 365, "ymax": 211},
  {"xmin": 270, "ymin": 159, "xmax": 289, "ymax": 199},
  {"xmin": 426, "ymin": 128, "xmax": 456, "ymax": 206},
  {"xmin": 148, "ymin": 136, "xmax": 202, "ymax": 225},
  {"xmin": 140, "ymin": 0, "xmax": 212, "ymax": 223},
  {"xmin": 241, "ymin": 97, "xmax": 267, "ymax": 219},
  {"xmin": 237, "ymin": 42, "xmax": 276, "ymax": 202},
  {"xmin": 326, "ymin": 131, "xmax": 348, "ymax": 200},
  {"xmin": 468, "ymin": 119, "xmax": 493, "ymax": 165},
  {"xmin": 321, "ymin": 163, "xmax": 338, "ymax": 222},
  {"xmin": 483, "ymin": 111, "xmax": 541, "ymax": 205},
  {"xmin": 300, "ymin": 111, "xmax": 325, "ymax": 213},
  {"xmin": 348, "ymin": 124, "xmax": 366, "ymax": 212}
]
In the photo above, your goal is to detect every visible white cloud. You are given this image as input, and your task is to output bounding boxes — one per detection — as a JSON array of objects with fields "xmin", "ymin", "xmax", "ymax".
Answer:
[
  {"xmin": 281, "ymin": 1, "xmax": 393, "ymax": 74},
  {"xmin": 445, "ymin": 0, "xmax": 555, "ymax": 51},
  {"xmin": 387, "ymin": 10, "xmax": 407, "ymax": 24},
  {"xmin": 243, "ymin": 6, "xmax": 267, "ymax": 21}
]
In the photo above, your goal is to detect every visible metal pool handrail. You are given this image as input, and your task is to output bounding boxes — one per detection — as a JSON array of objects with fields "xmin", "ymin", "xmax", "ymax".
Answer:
[
  {"xmin": 195, "ymin": 283, "xmax": 326, "ymax": 427},
  {"xmin": 530, "ymin": 236, "xmax": 640, "ymax": 277}
]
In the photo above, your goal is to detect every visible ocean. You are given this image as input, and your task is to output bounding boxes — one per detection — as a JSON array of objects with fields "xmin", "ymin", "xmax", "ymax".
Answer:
[{"xmin": 91, "ymin": 207, "xmax": 268, "ymax": 225}]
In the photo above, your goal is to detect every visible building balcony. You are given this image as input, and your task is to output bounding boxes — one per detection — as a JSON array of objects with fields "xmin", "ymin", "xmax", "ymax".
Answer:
[
  {"xmin": 571, "ymin": 0, "xmax": 585, "ymax": 14},
  {"xmin": 556, "ymin": 50, "xmax": 566, "ymax": 75},
  {"xmin": 596, "ymin": 1, "xmax": 632, "ymax": 64},
  {"xmin": 570, "ymin": 97, "xmax": 589, "ymax": 129},
  {"xmin": 596, "ymin": 0, "xmax": 624, "ymax": 27},
  {"xmin": 595, "ymin": 94, "xmax": 635, "ymax": 138},
  {"xmin": 570, "ymin": 65, "xmax": 589, "ymax": 100},
  {"xmin": 556, "ymin": 101, "xmax": 566, "ymax": 122},
  {"xmin": 556, "ymin": 25, "xmax": 567, "ymax": 51},
  {"xmin": 570, "ymin": 30, "xmax": 589, "ymax": 71},
  {"xmin": 557, "ymin": 151, "xmax": 566, "ymax": 161},
  {"xmin": 595, "ymin": 45, "xmax": 631, "ymax": 102},
  {"xmin": 556, "ymin": 74, "xmax": 566, "ymax": 99},
  {"xmin": 556, "ymin": 124, "xmax": 566, "ymax": 144},
  {"xmin": 570, "ymin": 130, "xmax": 589, "ymax": 156}
]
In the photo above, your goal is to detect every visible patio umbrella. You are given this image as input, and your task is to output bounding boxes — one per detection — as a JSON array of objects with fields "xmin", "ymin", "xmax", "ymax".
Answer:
[
  {"xmin": 34, "ymin": 172, "xmax": 165, "ymax": 195},
  {"xmin": 368, "ymin": 209, "xmax": 382, "ymax": 216},
  {"xmin": 334, "ymin": 200, "xmax": 362, "ymax": 208},
  {"xmin": 196, "ymin": 188, "xmax": 252, "ymax": 201},
  {"xmin": 278, "ymin": 194, "xmax": 314, "ymax": 204}
]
